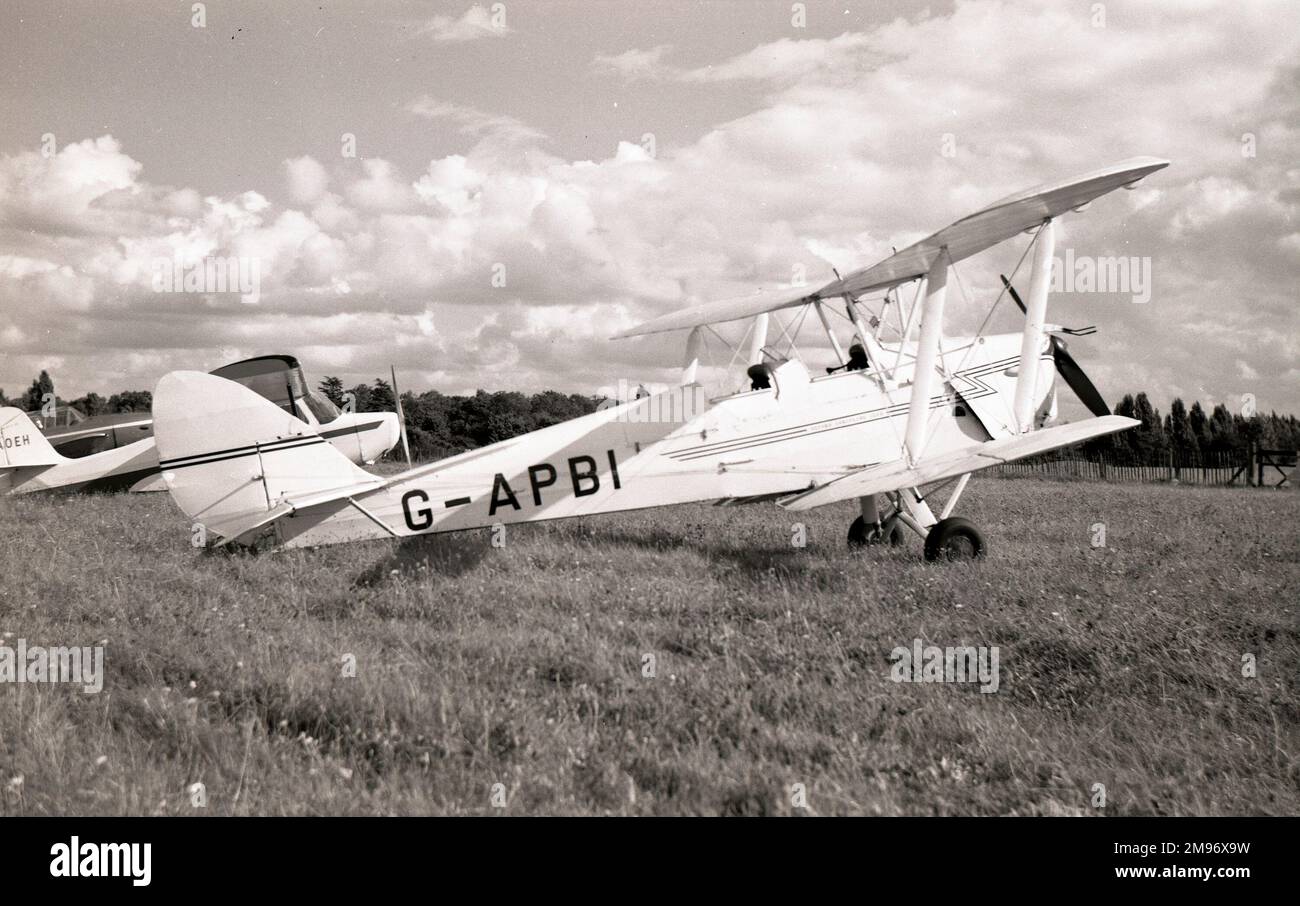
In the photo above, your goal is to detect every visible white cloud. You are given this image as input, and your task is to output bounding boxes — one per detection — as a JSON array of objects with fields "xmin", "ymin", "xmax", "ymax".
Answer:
[
  {"xmin": 284, "ymin": 156, "xmax": 330, "ymax": 205},
  {"xmin": 345, "ymin": 159, "xmax": 417, "ymax": 212},
  {"xmin": 591, "ymin": 44, "xmax": 674, "ymax": 80},
  {"xmin": 2, "ymin": 1, "xmax": 1298, "ymax": 413},
  {"xmin": 594, "ymin": 33, "xmax": 878, "ymax": 84},
  {"xmin": 0, "ymin": 135, "xmax": 142, "ymax": 234},
  {"xmin": 407, "ymin": 97, "xmax": 545, "ymax": 146},
  {"xmin": 415, "ymin": 4, "xmax": 508, "ymax": 43}
]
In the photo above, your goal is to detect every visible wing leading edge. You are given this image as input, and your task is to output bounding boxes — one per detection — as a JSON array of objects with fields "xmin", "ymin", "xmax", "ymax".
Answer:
[
  {"xmin": 777, "ymin": 415, "xmax": 1139, "ymax": 511},
  {"xmin": 612, "ymin": 157, "xmax": 1169, "ymax": 339}
]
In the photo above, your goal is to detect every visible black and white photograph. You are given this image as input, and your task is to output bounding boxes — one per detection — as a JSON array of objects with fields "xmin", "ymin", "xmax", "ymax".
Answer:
[{"xmin": 0, "ymin": 0, "xmax": 1295, "ymax": 882}]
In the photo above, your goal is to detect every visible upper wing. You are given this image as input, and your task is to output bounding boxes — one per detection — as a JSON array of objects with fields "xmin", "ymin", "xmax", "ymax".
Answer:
[
  {"xmin": 613, "ymin": 157, "xmax": 1169, "ymax": 339},
  {"xmin": 611, "ymin": 285, "xmax": 816, "ymax": 339},
  {"xmin": 817, "ymin": 158, "xmax": 1169, "ymax": 298},
  {"xmin": 777, "ymin": 415, "xmax": 1138, "ymax": 511}
]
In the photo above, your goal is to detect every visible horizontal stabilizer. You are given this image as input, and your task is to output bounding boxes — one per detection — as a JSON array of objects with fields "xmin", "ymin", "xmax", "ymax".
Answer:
[
  {"xmin": 778, "ymin": 415, "xmax": 1138, "ymax": 511},
  {"xmin": 209, "ymin": 475, "xmax": 390, "ymax": 546}
]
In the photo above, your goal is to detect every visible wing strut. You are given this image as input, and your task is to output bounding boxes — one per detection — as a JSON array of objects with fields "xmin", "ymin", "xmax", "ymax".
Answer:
[
  {"xmin": 813, "ymin": 301, "xmax": 847, "ymax": 365},
  {"xmin": 1011, "ymin": 219, "xmax": 1056, "ymax": 432},
  {"xmin": 903, "ymin": 250, "xmax": 950, "ymax": 464},
  {"xmin": 747, "ymin": 313, "xmax": 769, "ymax": 365}
]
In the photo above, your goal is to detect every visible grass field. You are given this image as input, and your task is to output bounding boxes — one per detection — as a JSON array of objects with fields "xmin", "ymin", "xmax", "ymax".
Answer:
[{"xmin": 1, "ymin": 477, "xmax": 1296, "ymax": 816}]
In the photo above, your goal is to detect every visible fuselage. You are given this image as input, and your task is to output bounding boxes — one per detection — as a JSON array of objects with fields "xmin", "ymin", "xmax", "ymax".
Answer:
[{"xmin": 269, "ymin": 332, "xmax": 1057, "ymax": 549}]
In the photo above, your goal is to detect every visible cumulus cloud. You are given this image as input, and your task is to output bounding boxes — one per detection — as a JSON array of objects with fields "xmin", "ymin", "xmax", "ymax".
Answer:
[
  {"xmin": 407, "ymin": 97, "xmax": 546, "ymax": 146},
  {"xmin": 284, "ymin": 156, "xmax": 330, "ymax": 205},
  {"xmin": 415, "ymin": 4, "xmax": 509, "ymax": 43},
  {"xmin": 1, "ymin": 0, "xmax": 1297, "ymax": 413},
  {"xmin": 593, "ymin": 34, "xmax": 876, "ymax": 84},
  {"xmin": 0, "ymin": 135, "xmax": 142, "ymax": 235},
  {"xmin": 591, "ymin": 44, "xmax": 674, "ymax": 81}
]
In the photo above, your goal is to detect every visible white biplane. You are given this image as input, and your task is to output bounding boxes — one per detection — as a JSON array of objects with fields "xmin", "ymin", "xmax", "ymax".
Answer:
[
  {"xmin": 144, "ymin": 158, "xmax": 1167, "ymax": 560},
  {"xmin": 0, "ymin": 355, "xmax": 400, "ymax": 496}
]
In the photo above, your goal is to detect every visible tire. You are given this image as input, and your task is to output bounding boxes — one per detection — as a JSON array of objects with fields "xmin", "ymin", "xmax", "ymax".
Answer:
[
  {"xmin": 848, "ymin": 515, "xmax": 906, "ymax": 548},
  {"xmin": 924, "ymin": 517, "xmax": 987, "ymax": 562}
]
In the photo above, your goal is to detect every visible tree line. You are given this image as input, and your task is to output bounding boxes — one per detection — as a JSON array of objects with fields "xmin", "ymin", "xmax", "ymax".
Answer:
[
  {"xmin": 1082, "ymin": 392, "xmax": 1300, "ymax": 463},
  {"xmin": 4, "ymin": 369, "xmax": 1297, "ymax": 464},
  {"xmin": 0, "ymin": 370, "xmax": 152, "ymax": 418},
  {"xmin": 315, "ymin": 377, "xmax": 602, "ymax": 461}
]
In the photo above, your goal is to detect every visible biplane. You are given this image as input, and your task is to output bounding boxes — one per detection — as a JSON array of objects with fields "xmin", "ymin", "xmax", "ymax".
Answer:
[
  {"xmin": 0, "ymin": 355, "xmax": 400, "ymax": 496},
  {"xmin": 145, "ymin": 158, "xmax": 1167, "ymax": 560}
]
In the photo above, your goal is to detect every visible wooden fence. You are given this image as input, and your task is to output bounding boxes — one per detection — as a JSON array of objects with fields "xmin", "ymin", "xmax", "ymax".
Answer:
[{"xmin": 990, "ymin": 447, "xmax": 1294, "ymax": 486}]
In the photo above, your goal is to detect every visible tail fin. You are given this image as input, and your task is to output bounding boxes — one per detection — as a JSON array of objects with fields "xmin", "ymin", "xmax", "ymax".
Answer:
[
  {"xmin": 153, "ymin": 372, "xmax": 378, "ymax": 541},
  {"xmin": 0, "ymin": 408, "xmax": 65, "ymax": 469}
]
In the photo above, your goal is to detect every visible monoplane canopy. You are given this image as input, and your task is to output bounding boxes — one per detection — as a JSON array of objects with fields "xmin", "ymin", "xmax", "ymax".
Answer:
[{"xmin": 210, "ymin": 354, "xmax": 342, "ymax": 425}]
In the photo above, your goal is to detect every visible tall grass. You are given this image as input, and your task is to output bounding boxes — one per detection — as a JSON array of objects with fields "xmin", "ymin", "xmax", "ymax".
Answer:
[{"xmin": 0, "ymin": 480, "xmax": 1296, "ymax": 815}]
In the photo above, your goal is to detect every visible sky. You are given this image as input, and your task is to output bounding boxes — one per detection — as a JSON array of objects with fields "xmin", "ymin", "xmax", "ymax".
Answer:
[{"xmin": 0, "ymin": 0, "xmax": 1296, "ymax": 417}]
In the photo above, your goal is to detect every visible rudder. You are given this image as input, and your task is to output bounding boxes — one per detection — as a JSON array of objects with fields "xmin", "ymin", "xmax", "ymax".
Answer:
[
  {"xmin": 0, "ymin": 408, "xmax": 64, "ymax": 469},
  {"xmin": 153, "ymin": 372, "xmax": 378, "ymax": 541}
]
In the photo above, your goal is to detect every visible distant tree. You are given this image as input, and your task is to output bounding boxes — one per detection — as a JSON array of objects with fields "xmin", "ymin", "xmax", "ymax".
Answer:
[
  {"xmin": 1235, "ymin": 411, "xmax": 1263, "ymax": 452},
  {"xmin": 345, "ymin": 383, "xmax": 374, "ymax": 413},
  {"xmin": 1208, "ymin": 403, "xmax": 1236, "ymax": 453},
  {"xmin": 369, "ymin": 378, "xmax": 396, "ymax": 412},
  {"xmin": 70, "ymin": 392, "xmax": 107, "ymax": 417},
  {"xmin": 1130, "ymin": 392, "xmax": 1166, "ymax": 457},
  {"xmin": 107, "ymin": 390, "xmax": 151, "ymax": 412},
  {"xmin": 21, "ymin": 370, "xmax": 54, "ymax": 412},
  {"xmin": 1188, "ymin": 400, "xmax": 1208, "ymax": 451},
  {"xmin": 318, "ymin": 376, "xmax": 346, "ymax": 408},
  {"xmin": 1165, "ymin": 397, "xmax": 1193, "ymax": 454}
]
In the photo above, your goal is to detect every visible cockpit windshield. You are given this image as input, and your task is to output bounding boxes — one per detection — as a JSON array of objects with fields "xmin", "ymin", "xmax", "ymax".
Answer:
[{"xmin": 209, "ymin": 356, "xmax": 339, "ymax": 425}]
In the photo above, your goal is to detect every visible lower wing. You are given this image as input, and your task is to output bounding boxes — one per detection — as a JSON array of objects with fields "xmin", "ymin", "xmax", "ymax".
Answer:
[{"xmin": 778, "ymin": 415, "xmax": 1138, "ymax": 511}]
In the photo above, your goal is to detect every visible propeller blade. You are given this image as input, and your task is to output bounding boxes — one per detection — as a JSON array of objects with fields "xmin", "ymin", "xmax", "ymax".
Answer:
[
  {"xmin": 1000, "ymin": 274, "xmax": 1028, "ymax": 315},
  {"xmin": 1050, "ymin": 336, "xmax": 1110, "ymax": 417},
  {"xmin": 1003, "ymin": 273, "xmax": 1108, "ymax": 415},
  {"xmin": 390, "ymin": 364, "xmax": 413, "ymax": 469}
]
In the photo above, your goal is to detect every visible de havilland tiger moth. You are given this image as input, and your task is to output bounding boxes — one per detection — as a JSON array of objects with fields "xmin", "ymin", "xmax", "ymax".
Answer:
[
  {"xmin": 144, "ymin": 158, "xmax": 1168, "ymax": 560},
  {"xmin": 0, "ymin": 355, "xmax": 400, "ymax": 496}
]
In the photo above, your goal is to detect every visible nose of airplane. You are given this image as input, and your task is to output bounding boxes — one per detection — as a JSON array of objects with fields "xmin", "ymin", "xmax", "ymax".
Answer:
[{"xmin": 368, "ymin": 411, "xmax": 401, "ymax": 463}]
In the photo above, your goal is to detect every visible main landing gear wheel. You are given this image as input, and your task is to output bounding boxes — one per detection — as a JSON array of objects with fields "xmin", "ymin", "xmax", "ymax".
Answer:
[
  {"xmin": 848, "ymin": 515, "xmax": 905, "ymax": 548},
  {"xmin": 923, "ymin": 517, "xmax": 987, "ymax": 562}
]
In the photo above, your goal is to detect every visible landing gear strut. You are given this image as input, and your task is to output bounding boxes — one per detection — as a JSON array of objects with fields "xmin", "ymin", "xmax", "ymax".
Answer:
[
  {"xmin": 846, "ymin": 480, "xmax": 988, "ymax": 561},
  {"xmin": 847, "ymin": 493, "xmax": 907, "ymax": 547},
  {"xmin": 847, "ymin": 515, "xmax": 905, "ymax": 547}
]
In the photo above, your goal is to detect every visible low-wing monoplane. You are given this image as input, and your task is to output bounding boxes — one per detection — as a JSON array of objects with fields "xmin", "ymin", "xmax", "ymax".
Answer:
[
  {"xmin": 0, "ymin": 355, "xmax": 400, "ymax": 495},
  {"xmin": 145, "ymin": 158, "xmax": 1167, "ymax": 559}
]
